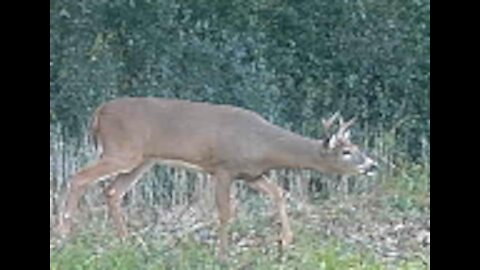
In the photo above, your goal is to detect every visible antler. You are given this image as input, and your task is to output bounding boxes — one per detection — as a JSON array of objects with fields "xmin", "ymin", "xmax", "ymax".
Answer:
[
  {"xmin": 337, "ymin": 116, "xmax": 356, "ymax": 139},
  {"xmin": 321, "ymin": 111, "xmax": 340, "ymax": 138}
]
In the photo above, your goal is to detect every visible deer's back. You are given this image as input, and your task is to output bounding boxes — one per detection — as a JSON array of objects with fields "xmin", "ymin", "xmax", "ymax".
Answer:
[{"xmin": 94, "ymin": 97, "xmax": 277, "ymax": 171}]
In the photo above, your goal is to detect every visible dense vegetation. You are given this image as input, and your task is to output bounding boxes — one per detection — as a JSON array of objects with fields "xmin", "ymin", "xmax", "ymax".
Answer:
[
  {"xmin": 50, "ymin": 0, "xmax": 429, "ymax": 159},
  {"xmin": 50, "ymin": 0, "xmax": 429, "ymax": 268}
]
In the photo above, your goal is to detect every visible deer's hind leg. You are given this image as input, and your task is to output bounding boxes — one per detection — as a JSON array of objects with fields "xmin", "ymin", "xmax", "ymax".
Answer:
[
  {"xmin": 57, "ymin": 155, "xmax": 143, "ymax": 237},
  {"xmin": 104, "ymin": 160, "xmax": 155, "ymax": 238}
]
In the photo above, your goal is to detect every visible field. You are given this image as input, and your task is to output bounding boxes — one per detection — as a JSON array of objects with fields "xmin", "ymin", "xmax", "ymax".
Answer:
[
  {"xmin": 50, "ymin": 0, "xmax": 429, "ymax": 268},
  {"xmin": 50, "ymin": 147, "xmax": 429, "ymax": 269}
]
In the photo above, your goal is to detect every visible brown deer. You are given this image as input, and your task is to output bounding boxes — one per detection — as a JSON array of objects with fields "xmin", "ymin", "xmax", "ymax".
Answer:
[{"xmin": 56, "ymin": 97, "xmax": 377, "ymax": 260}]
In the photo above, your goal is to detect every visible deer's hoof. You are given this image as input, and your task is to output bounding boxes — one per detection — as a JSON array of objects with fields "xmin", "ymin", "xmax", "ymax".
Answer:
[{"xmin": 280, "ymin": 231, "xmax": 294, "ymax": 247}]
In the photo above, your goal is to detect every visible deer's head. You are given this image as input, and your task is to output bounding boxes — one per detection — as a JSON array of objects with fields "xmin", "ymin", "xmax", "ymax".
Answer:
[{"xmin": 319, "ymin": 112, "xmax": 377, "ymax": 176}]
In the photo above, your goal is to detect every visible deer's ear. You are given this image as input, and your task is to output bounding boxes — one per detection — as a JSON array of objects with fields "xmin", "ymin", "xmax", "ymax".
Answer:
[
  {"xmin": 342, "ymin": 130, "xmax": 351, "ymax": 141},
  {"xmin": 326, "ymin": 134, "xmax": 338, "ymax": 149}
]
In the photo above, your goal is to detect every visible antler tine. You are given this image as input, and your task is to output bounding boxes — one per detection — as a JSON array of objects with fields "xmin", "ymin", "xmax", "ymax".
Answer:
[
  {"xmin": 337, "ymin": 116, "xmax": 356, "ymax": 137},
  {"xmin": 321, "ymin": 111, "xmax": 340, "ymax": 135}
]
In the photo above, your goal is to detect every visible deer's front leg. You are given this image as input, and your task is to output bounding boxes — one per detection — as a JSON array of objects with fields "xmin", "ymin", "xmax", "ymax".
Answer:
[
  {"xmin": 214, "ymin": 172, "xmax": 232, "ymax": 262},
  {"xmin": 247, "ymin": 176, "xmax": 293, "ymax": 247}
]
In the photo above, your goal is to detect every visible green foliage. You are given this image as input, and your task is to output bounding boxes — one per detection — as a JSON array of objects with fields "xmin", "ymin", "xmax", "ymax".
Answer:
[
  {"xmin": 383, "ymin": 162, "xmax": 430, "ymax": 214},
  {"xmin": 50, "ymin": 0, "xmax": 429, "ymax": 160},
  {"xmin": 51, "ymin": 225, "xmax": 427, "ymax": 270},
  {"xmin": 50, "ymin": 3, "xmax": 429, "ymax": 267},
  {"xmin": 51, "ymin": 233, "xmax": 137, "ymax": 270},
  {"xmin": 50, "ymin": 161, "xmax": 429, "ymax": 269}
]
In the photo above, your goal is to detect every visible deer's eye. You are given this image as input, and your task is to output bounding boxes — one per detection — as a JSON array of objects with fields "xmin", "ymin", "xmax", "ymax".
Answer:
[{"xmin": 342, "ymin": 150, "xmax": 352, "ymax": 156}]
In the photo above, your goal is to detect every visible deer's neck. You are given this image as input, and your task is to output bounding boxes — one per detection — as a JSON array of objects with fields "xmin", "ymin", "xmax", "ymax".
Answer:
[{"xmin": 266, "ymin": 129, "xmax": 326, "ymax": 171}]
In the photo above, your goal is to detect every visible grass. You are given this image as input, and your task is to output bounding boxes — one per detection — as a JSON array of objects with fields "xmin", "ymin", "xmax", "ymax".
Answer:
[
  {"xmin": 51, "ymin": 226, "xmax": 428, "ymax": 270},
  {"xmin": 382, "ymin": 162, "xmax": 429, "ymax": 215},
  {"xmin": 50, "ymin": 157, "xmax": 429, "ymax": 270}
]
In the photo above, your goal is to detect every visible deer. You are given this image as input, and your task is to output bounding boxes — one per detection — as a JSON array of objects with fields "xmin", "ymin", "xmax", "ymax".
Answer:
[{"xmin": 56, "ymin": 97, "xmax": 377, "ymax": 261}]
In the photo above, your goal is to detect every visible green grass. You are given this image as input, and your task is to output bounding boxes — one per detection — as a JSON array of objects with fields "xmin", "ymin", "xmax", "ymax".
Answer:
[
  {"xmin": 51, "ymin": 225, "xmax": 428, "ymax": 270},
  {"xmin": 382, "ymin": 162, "xmax": 429, "ymax": 215},
  {"xmin": 51, "ymin": 162, "xmax": 429, "ymax": 270}
]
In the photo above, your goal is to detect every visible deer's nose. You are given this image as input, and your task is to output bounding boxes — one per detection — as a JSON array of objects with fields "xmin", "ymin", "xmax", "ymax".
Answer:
[{"xmin": 361, "ymin": 158, "xmax": 378, "ymax": 175}]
